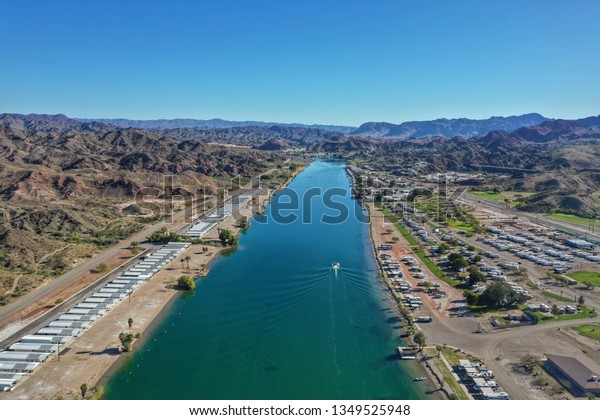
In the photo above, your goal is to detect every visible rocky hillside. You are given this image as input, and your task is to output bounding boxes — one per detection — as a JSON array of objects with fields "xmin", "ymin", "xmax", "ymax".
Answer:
[
  {"xmin": 0, "ymin": 113, "xmax": 283, "ymax": 303},
  {"xmin": 78, "ymin": 117, "xmax": 355, "ymax": 133},
  {"xmin": 154, "ymin": 125, "xmax": 340, "ymax": 146},
  {"xmin": 314, "ymin": 117, "xmax": 600, "ymax": 217},
  {"xmin": 351, "ymin": 113, "xmax": 549, "ymax": 139}
]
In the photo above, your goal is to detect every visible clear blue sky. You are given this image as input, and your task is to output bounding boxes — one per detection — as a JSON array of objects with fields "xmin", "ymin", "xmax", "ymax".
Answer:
[{"xmin": 1, "ymin": 0, "xmax": 599, "ymax": 126}]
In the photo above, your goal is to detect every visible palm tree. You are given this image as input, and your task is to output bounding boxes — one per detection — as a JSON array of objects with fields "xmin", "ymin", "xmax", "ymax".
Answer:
[
  {"xmin": 80, "ymin": 383, "xmax": 88, "ymax": 399},
  {"xmin": 180, "ymin": 258, "xmax": 185, "ymax": 269},
  {"xmin": 128, "ymin": 317, "xmax": 133, "ymax": 332},
  {"xmin": 185, "ymin": 255, "xmax": 191, "ymax": 268}
]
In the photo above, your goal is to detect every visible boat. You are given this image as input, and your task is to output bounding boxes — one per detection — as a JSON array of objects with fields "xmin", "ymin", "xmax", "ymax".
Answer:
[
  {"xmin": 332, "ymin": 262, "xmax": 340, "ymax": 269},
  {"xmin": 414, "ymin": 376, "xmax": 426, "ymax": 381}
]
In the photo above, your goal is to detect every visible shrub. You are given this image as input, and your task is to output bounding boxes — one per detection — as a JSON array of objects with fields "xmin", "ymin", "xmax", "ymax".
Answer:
[{"xmin": 177, "ymin": 275, "xmax": 196, "ymax": 291}]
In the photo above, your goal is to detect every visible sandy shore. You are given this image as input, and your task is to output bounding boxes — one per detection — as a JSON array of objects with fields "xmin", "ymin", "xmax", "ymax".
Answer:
[{"xmin": 0, "ymin": 169, "xmax": 300, "ymax": 400}]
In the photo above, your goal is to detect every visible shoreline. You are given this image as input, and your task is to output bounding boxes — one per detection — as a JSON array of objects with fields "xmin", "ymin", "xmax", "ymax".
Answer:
[
  {"xmin": 0, "ymin": 165, "xmax": 304, "ymax": 400},
  {"xmin": 362, "ymin": 199, "xmax": 447, "ymax": 400},
  {"xmin": 98, "ymin": 165, "xmax": 308, "ymax": 395},
  {"xmin": 98, "ymin": 165, "xmax": 308, "ymax": 394}
]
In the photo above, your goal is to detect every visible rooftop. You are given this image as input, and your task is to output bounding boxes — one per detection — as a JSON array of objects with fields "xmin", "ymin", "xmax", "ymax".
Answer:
[{"xmin": 546, "ymin": 353, "xmax": 600, "ymax": 394}]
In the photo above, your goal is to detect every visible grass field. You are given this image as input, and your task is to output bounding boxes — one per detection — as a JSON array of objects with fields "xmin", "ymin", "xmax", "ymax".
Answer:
[
  {"xmin": 549, "ymin": 306, "xmax": 597, "ymax": 323},
  {"xmin": 571, "ymin": 324, "xmax": 600, "ymax": 342},
  {"xmin": 547, "ymin": 212, "xmax": 598, "ymax": 228},
  {"xmin": 468, "ymin": 191, "xmax": 506, "ymax": 201},
  {"xmin": 529, "ymin": 306, "xmax": 597, "ymax": 323},
  {"xmin": 569, "ymin": 271, "xmax": 600, "ymax": 287},
  {"xmin": 448, "ymin": 221, "xmax": 475, "ymax": 232}
]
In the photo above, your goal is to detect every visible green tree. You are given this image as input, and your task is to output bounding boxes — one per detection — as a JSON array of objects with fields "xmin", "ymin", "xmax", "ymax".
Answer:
[
  {"xmin": 587, "ymin": 393, "xmax": 596, "ymax": 400},
  {"xmin": 469, "ymin": 268, "xmax": 487, "ymax": 284},
  {"xmin": 448, "ymin": 253, "xmax": 468, "ymax": 271},
  {"xmin": 119, "ymin": 332, "xmax": 134, "ymax": 352},
  {"xmin": 437, "ymin": 243, "xmax": 450, "ymax": 254},
  {"xmin": 177, "ymin": 275, "xmax": 196, "ymax": 291},
  {"xmin": 551, "ymin": 305, "xmax": 559, "ymax": 316},
  {"xmin": 480, "ymin": 281, "xmax": 526, "ymax": 308},
  {"xmin": 219, "ymin": 229, "xmax": 238, "ymax": 246},
  {"xmin": 130, "ymin": 241, "xmax": 141, "ymax": 255},
  {"xmin": 185, "ymin": 255, "xmax": 191, "ymax": 268},
  {"xmin": 413, "ymin": 331, "xmax": 427, "ymax": 349},
  {"xmin": 463, "ymin": 290, "xmax": 479, "ymax": 306},
  {"xmin": 147, "ymin": 230, "xmax": 182, "ymax": 244},
  {"xmin": 80, "ymin": 383, "xmax": 88, "ymax": 399},
  {"xmin": 435, "ymin": 344, "xmax": 444, "ymax": 357},
  {"xmin": 578, "ymin": 295, "xmax": 585, "ymax": 305},
  {"xmin": 128, "ymin": 317, "xmax": 133, "ymax": 332}
]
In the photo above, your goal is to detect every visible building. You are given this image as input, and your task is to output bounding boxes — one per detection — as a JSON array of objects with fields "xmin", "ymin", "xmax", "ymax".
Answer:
[{"xmin": 545, "ymin": 353, "xmax": 600, "ymax": 395}]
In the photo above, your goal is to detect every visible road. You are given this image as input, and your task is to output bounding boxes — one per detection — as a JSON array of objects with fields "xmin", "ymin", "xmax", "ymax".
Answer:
[
  {"xmin": 459, "ymin": 194, "xmax": 600, "ymax": 242},
  {"xmin": 0, "ymin": 167, "xmax": 277, "ymax": 331},
  {"xmin": 377, "ymin": 202, "xmax": 600, "ymax": 399}
]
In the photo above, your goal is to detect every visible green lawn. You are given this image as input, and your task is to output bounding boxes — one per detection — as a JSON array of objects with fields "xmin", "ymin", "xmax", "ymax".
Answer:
[
  {"xmin": 569, "ymin": 271, "xmax": 600, "ymax": 287},
  {"xmin": 554, "ymin": 306, "xmax": 598, "ymax": 322},
  {"xmin": 542, "ymin": 291, "xmax": 574, "ymax": 302},
  {"xmin": 448, "ymin": 221, "xmax": 475, "ymax": 232},
  {"xmin": 412, "ymin": 247, "xmax": 461, "ymax": 287},
  {"xmin": 468, "ymin": 191, "xmax": 506, "ymax": 201},
  {"xmin": 546, "ymin": 212, "xmax": 598, "ymax": 228},
  {"xmin": 593, "ymin": 192, "xmax": 600, "ymax": 197},
  {"xmin": 571, "ymin": 324, "xmax": 600, "ymax": 342},
  {"xmin": 534, "ymin": 306, "xmax": 598, "ymax": 323}
]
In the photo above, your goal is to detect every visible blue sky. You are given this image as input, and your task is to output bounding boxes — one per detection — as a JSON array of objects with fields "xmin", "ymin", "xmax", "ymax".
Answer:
[{"xmin": 1, "ymin": 0, "xmax": 599, "ymax": 126}]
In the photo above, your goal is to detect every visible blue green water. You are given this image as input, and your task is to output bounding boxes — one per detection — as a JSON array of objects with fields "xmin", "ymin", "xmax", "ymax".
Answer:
[{"xmin": 104, "ymin": 160, "xmax": 430, "ymax": 399}]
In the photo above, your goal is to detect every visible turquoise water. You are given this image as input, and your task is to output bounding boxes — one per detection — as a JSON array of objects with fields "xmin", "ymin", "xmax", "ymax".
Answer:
[{"xmin": 105, "ymin": 160, "xmax": 430, "ymax": 400}]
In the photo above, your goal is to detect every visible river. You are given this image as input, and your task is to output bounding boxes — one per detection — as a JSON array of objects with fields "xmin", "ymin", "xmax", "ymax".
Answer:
[{"xmin": 104, "ymin": 159, "xmax": 430, "ymax": 399}]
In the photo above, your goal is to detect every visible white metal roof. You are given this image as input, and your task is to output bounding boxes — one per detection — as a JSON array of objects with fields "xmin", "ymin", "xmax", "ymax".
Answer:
[
  {"xmin": 37, "ymin": 327, "xmax": 80, "ymax": 336},
  {"xmin": 20, "ymin": 335, "xmax": 73, "ymax": 345},
  {"xmin": 0, "ymin": 361, "xmax": 39, "ymax": 372},
  {"xmin": 9, "ymin": 343, "xmax": 60, "ymax": 353},
  {"xmin": 0, "ymin": 351, "xmax": 52, "ymax": 363}
]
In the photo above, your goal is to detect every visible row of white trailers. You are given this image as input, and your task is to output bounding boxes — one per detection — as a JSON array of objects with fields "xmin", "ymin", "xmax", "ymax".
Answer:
[
  {"xmin": 186, "ymin": 192, "xmax": 255, "ymax": 238},
  {"xmin": 0, "ymin": 242, "xmax": 191, "ymax": 392}
]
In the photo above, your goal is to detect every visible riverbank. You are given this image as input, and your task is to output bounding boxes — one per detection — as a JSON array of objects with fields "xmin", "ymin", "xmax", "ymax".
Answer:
[
  {"xmin": 0, "ymin": 168, "xmax": 298, "ymax": 400},
  {"xmin": 364, "ymin": 201, "xmax": 448, "ymax": 400}
]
